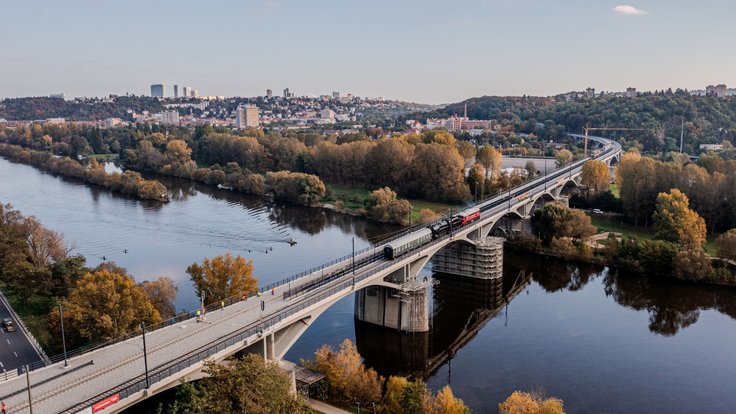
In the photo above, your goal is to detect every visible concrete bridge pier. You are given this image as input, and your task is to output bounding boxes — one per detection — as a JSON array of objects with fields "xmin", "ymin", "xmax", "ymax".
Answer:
[{"xmin": 354, "ymin": 281, "xmax": 430, "ymax": 333}]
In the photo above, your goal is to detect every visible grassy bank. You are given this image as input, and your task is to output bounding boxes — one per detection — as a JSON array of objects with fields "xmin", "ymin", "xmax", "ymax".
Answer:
[
  {"xmin": 588, "ymin": 213, "xmax": 719, "ymax": 255},
  {"xmin": 327, "ymin": 184, "xmax": 462, "ymax": 224},
  {"xmin": 88, "ymin": 153, "xmax": 119, "ymax": 161}
]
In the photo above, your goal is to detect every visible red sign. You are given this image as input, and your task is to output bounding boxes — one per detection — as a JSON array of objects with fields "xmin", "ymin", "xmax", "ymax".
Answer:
[{"xmin": 92, "ymin": 394, "xmax": 120, "ymax": 412}]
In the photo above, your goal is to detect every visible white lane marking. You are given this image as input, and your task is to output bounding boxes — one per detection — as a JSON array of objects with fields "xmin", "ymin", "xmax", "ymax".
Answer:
[
  {"xmin": 0, "ymin": 361, "xmax": 3, "ymax": 368},
  {"xmin": 13, "ymin": 351, "xmax": 18, "ymax": 358},
  {"xmin": 5, "ymin": 339, "xmax": 8, "ymax": 344}
]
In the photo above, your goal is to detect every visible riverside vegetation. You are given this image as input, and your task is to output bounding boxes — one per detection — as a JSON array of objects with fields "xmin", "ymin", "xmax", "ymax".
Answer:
[
  {"xmin": 0, "ymin": 202, "xmax": 260, "ymax": 355},
  {"xmin": 512, "ymin": 154, "xmax": 736, "ymax": 286},
  {"xmin": 0, "ymin": 124, "xmax": 536, "ymax": 225}
]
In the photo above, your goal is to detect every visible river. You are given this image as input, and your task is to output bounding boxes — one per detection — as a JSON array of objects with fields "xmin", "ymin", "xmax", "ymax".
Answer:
[{"xmin": 1, "ymin": 157, "xmax": 735, "ymax": 414}]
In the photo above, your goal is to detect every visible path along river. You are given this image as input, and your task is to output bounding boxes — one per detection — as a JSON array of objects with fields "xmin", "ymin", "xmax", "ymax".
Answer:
[{"xmin": 1, "ymin": 157, "xmax": 735, "ymax": 413}]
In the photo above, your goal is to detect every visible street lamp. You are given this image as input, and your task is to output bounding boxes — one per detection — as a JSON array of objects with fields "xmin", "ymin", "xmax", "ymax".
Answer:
[
  {"xmin": 26, "ymin": 365, "xmax": 34, "ymax": 414},
  {"xmin": 141, "ymin": 321, "xmax": 150, "ymax": 389},
  {"xmin": 58, "ymin": 303, "xmax": 68, "ymax": 367}
]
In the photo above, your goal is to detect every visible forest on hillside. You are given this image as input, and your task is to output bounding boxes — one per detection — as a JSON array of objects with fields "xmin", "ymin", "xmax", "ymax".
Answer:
[{"xmin": 428, "ymin": 92, "xmax": 736, "ymax": 154}]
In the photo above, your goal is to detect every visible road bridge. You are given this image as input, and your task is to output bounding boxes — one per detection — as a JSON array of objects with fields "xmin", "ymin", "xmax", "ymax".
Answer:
[{"xmin": 0, "ymin": 136, "xmax": 620, "ymax": 414}]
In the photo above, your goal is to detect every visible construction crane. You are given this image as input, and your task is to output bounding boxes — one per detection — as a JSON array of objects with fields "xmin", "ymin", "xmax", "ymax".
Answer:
[{"xmin": 583, "ymin": 126, "xmax": 649, "ymax": 157}]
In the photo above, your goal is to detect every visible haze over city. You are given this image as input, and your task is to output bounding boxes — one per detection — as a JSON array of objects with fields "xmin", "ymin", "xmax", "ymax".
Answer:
[{"xmin": 3, "ymin": 0, "xmax": 735, "ymax": 102}]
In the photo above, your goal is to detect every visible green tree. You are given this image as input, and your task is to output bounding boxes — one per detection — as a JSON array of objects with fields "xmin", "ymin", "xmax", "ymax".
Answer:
[
  {"xmin": 187, "ymin": 354, "xmax": 310, "ymax": 414},
  {"xmin": 653, "ymin": 189, "xmax": 707, "ymax": 248},
  {"xmin": 187, "ymin": 253, "xmax": 258, "ymax": 303}
]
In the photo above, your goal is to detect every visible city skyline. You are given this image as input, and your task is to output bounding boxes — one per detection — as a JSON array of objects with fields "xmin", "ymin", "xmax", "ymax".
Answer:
[{"xmin": 2, "ymin": 0, "xmax": 735, "ymax": 103}]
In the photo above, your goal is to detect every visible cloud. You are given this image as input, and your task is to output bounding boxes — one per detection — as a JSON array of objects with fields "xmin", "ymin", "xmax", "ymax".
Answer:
[{"xmin": 612, "ymin": 5, "xmax": 648, "ymax": 15}]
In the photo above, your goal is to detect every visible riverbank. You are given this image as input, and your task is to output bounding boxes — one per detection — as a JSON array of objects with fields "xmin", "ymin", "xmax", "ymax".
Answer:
[
  {"xmin": 506, "ymin": 234, "xmax": 736, "ymax": 288},
  {"xmin": 0, "ymin": 144, "xmax": 168, "ymax": 202}
]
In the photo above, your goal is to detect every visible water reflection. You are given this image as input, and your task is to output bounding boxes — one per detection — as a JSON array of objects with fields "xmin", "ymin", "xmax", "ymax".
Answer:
[
  {"xmin": 156, "ymin": 174, "xmax": 398, "ymax": 242},
  {"xmin": 506, "ymin": 249, "xmax": 736, "ymax": 336},
  {"xmin": 603, "ymin": 271, "xmax": 736, "ymax": 336},
  {"xmin": 357, "ymin": 272, "xmax": 527, "ymax": 378}
]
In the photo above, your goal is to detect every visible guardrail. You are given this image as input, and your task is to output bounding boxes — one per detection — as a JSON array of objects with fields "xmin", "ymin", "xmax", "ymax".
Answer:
[{"xmin": 0, "ymin": 290, "xmax": 51, "ymax": 368}]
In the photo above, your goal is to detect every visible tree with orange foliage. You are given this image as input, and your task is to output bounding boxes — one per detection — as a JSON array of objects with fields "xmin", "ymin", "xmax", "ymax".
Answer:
[
  {"xmin": 187, "ymin": 253, "xmax": 258, "ymax": 303},
  {"xmin": 499, "ymin": 391, "xmax": 565, "ymax": 414},
  {"xmin": 313, "ymin": 339, "xmax": 383, "ymax": 407}
]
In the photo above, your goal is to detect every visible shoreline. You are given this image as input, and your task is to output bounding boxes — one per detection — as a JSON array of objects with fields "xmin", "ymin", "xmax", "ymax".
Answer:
[{"xmin": 505, "ymin": 240, "xmax": 736, "ymax": 288}]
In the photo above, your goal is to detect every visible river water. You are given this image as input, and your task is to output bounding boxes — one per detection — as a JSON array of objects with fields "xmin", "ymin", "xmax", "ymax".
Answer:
[{"xmin": 1, "ymin": 157, "xmax": 735, "ymax": 413}]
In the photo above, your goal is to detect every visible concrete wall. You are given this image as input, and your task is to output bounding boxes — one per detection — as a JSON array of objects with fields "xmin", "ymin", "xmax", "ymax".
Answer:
[{"xmin": 354, "ymin": 285, "xmax": 428, "ymax": 332}]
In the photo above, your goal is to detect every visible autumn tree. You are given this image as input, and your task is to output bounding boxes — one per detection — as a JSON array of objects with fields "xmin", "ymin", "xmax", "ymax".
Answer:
[
  {"xmin": 533, "ymin": 202, "xmax": 596, "ymax": 245},
  {"xmin": 313, "ymin": 339, "xmax": 383, "ymax": 407},
  {"xmin": 186, "ymin": 354, "xmax": 310, "ymax": 414},
  {"xmin": 418, "ymin": 208, "xmax": 440, "ymax": 224},
  {"xmin": 264, "ymin": 171, "xmax": 326, "ymax": 205},
  {"xmin": 673, "ymin": 247, "xmax": 713, "ymax": 281},
  {"xmin": 140, "ymin": 277, "xmax": 178, "ymax": 319},
  {"xmin": 422, "ymin": 386, "xmax": 471, "ymax": 414},
  {"xmin": 384, "ymin": 376, "xmax": 409, "ymax": 414},
  {"xmin": 618, "ymin": 155, "xmax": 658, "ymax": 226},
  {"xmin": 499, "ymin": 391, "xmax": 565, "ymax": 414},
  {"xmin": 652, "ymin": 189, "xmax": 707, "ymax": 248},
  {"xmin": 581, "ymin": 160, "xmax": 610, "ymax": 195},
  {"xmin": 559, "ymin": 209, "xmax": 597, "ymax": 243},
  {"xmin": 161, "ymin": 139, "xmax": 197, "ymax": 178},
  {"xmin": 366, "ymin": 138, "xmax": 414, "ymax": 190},
  {"xmin": 56, "ymin": 269, "xmax": 162, "ymax": 342},
  {"xmin": 365, "ymin": 187, "xmax": 412, "ymax": 225},
  {"xmin": 554, "ymin": 149, "xmax": 573, "ymax": 167},
  {"xmin": 476, "ymin": 144, "xmax": 502, "ymax": 189},
  {"xmin": 715, "ymin": 229, "xmax": 736, "ymax": 260},
  {"xmin": 187, "ymin": 253, "xmax": 258, "ymax": 303},
  {"xmin": 525, "ymin": 160, "xmax": 538, "ymax": 177},
  {"xmin": 22, "ymin": 216, "xmax": 68, "ymax": 267},
  {"xmin": 467, "ymin": 164, "xmax": 486, "ymax": 200},
  {"xmin": 455, "ymin": 140, "xmax": 476, "ymax": 164},
  {"xmin": 408, "ymin": 143, "xmax": 470, "ymax": 203}
]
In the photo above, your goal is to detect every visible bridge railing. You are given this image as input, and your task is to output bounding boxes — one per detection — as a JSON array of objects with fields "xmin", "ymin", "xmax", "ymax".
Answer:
[
  {"xmin": 61, "ymin": 254, "xmax": 403, "ymax": 414},
  {"xmin": 26, "ymin": 137, "xmax": 622, "ymax": 377},
  {"xmin": 54, "ymin": 138, "xmax": 621, "ymax": 411}
]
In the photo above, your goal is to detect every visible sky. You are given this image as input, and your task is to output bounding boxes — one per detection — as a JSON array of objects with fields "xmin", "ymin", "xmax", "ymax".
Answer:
[{"xmin": 1, "ymin": 0, "xmax": 735, "ymax": 104}]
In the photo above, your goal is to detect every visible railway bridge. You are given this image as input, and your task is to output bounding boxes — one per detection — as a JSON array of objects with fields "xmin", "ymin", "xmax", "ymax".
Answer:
[{"xmin": 0, "ymin": 136, "xmax": 620, "ymax": 414}]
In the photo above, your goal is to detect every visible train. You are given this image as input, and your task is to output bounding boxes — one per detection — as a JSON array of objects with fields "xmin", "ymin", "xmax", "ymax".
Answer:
[{"xmin": 384, "ymin": 207, "xmax": 480, "ymax": 260}]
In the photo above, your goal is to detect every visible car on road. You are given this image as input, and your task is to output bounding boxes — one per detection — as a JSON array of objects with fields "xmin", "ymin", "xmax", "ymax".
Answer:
[
  {"xmin": 2, "ymin": 318, "xmax": 15, "ymax": 332},
  {"xmin": 592, "ymin": 209, "xmax": 603, "ymax": 214}
]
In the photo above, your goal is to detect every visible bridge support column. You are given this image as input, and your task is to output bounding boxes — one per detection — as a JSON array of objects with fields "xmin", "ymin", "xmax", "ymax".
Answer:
[
  {"xmin": 354, "ymin": 283, "xmax": 429, "ymax": 333},
  {"xmin": 433, "ymin": 237, "xmax": 504, "ymax": 280}
]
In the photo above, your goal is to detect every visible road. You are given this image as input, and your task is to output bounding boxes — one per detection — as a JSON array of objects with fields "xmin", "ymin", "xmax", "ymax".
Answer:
[{"xmin": 0, "ymin": 296, "xmax": 44, "ymax": 375}]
